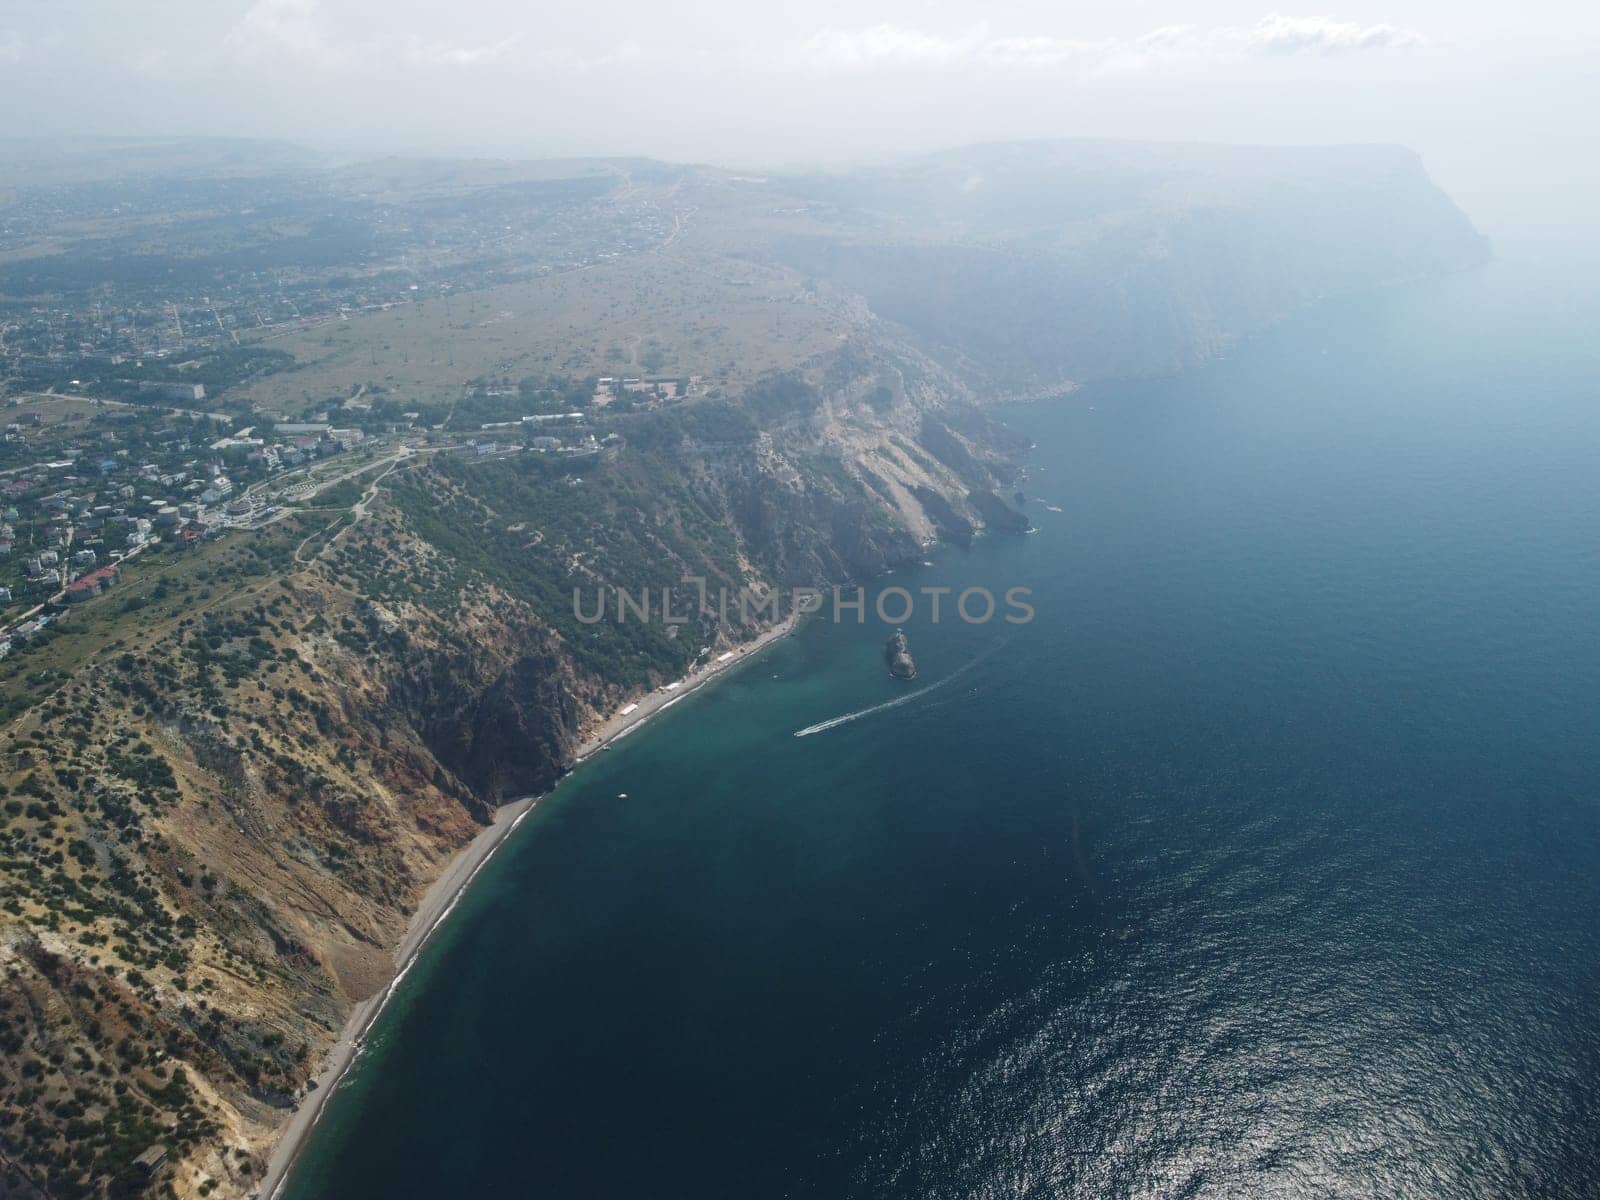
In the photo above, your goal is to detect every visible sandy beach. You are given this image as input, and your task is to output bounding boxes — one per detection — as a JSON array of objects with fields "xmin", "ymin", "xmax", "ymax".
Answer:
[
  {"xmin": 256, "ymin": 614, "xmax": 798, "ymax": 1199},
  {"xmin": 570, "ymin": 613, "xmax": 799, "ymax": 762}
]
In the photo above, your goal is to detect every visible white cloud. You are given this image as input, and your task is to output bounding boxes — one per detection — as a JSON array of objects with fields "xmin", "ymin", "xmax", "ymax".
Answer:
[
  {"xmin": 226, "ymin": 0, "xmax": 348, "ymax": 69},
  {"xmin": 399, "ymin": 34, "xmax": 522, "ymax": 69},
  {"xmin": 224, "ymin": 0, "xmax": 521, "ymax": 72},
  {"xmin": 518, "ymin": 40, "xmax": 672, "ymax": 74},
  {"xmin": 207, "ymin": 8, "xmax": 1425, "ymax": 85},
  {"xmin": 798, "ymin": 24, "xmax": 1107, "ymax": 70},
  {"xmin": 796, "ymin": 13, "xmax": 1424, "ymax": 74},
  {"xmin": 798, "ymin": 24, "xmax": 990, "ymax": 70},
  {"xmin": 1243, "ymin": 13, "xmax": 1425, "ymax": 54},
  {"xmin": 979, "ymin": 35, "xmax": 1110, "ymax": 69},
  {"xmin": 0, "ymin": 27, "xmax": 60, "ymax": 66}
]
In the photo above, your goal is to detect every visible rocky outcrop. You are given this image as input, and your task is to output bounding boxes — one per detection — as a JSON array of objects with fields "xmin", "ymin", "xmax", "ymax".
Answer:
[
  {"xmin": 402, "ymin": 642, "xmax": 581, "ymax": 804},
  {"xmin": 911, "ymin": 485, "xmax": 976, "ymax": 546},
  {"xmin": 885, "ymin": 630, "xmax": 918, "ymax": 680},
  {"xmin": 726, "ymin": 469, "xmax": 924, "ymax": 585},
  {"xmin": 967, "ymin": 489, "xmax": 1031, "ymax": 534}
]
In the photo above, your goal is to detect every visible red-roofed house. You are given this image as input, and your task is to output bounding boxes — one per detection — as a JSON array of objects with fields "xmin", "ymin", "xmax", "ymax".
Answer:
[{"xmin": 64, "ymin": 563, "xmax": 122, "ymax": 602}]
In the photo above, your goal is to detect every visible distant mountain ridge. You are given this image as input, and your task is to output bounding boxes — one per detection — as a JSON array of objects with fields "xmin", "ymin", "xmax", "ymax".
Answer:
[
  {"xmin": 768, "ymin": 139, "xmax": 1489, "ymax": 391},
  {"xmin": 0, "ymin": 135, "xmax": 331, "ymax": 185},
  {"xmin": 2, "ymin": 136, "xmax": 1487, "ymax": 395}
]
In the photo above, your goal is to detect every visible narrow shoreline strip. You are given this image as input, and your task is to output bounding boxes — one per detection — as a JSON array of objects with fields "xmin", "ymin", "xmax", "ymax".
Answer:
[{"xmin": 256, "ymin": 614, "xmax": 798, "ymax": 1198}]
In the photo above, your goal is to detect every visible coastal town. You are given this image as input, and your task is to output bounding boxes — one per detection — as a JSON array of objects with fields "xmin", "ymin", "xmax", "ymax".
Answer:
[
  {"xmin": 0, "ymin": 157, "xmax": 728, "ymax": 672},
  {"xmin": 0, "ymin": 388, "xmax": 634, "ymax": 666}
]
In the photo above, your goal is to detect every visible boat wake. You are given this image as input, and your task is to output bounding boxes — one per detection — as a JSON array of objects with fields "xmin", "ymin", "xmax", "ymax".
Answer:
[{"xmin": 794, "ymin": 645, "xmax": 1000, "ymax": 738}]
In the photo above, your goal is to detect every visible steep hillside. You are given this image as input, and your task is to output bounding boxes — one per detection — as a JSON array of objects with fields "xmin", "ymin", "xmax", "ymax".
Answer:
[{"xmin": 0, "ymin": 348, "xmax": 1023, "ymax": 1200}]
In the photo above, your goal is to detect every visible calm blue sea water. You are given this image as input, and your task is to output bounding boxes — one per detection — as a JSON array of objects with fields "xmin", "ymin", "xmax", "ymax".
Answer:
[{"xmin": 285, "ymin": 255, "xmax": 1600, "ymax": 1199}]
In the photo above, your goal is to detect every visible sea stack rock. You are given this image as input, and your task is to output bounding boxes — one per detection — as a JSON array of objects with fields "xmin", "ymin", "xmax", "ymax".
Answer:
[{"xmin": 885, "ymin": 630, "xmax": 917, "ymax": 681}]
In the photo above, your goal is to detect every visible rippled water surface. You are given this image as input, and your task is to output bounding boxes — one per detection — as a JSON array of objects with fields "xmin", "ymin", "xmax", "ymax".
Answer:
[{"xmin": 286, "ymin": 256, "xmax": 1600, "ymax": 1199}]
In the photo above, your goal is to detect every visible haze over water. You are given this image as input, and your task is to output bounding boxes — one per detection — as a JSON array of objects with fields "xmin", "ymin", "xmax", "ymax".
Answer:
[{"xmin": 285, "ymin": 253, "xmax": 1600, "ymax": 1199}]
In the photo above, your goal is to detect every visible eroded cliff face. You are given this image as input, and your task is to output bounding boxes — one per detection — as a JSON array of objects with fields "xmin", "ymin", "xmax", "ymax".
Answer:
[
  {"xmin": 393, "ymin": 632, "xmax": 580, "ymax": 806},
  {"xmin": 0, "ymin": 347, "xmax": 1024, "ymax": 1199},
  {"xmin": 0, "ymin": 573, "xmax": 525, "ymax": 1199}
]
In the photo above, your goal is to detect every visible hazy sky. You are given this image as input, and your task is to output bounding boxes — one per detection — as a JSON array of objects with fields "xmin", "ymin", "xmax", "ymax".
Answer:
[{"xmin": 3, "ymin": 2, "xmax": 1596, "ymax": 235}]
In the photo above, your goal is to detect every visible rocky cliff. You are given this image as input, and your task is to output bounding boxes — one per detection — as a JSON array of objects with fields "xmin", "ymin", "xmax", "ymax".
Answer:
[{"xmin": 0, "ymin": 343, "xmax": 1024, "ymax": 1199}]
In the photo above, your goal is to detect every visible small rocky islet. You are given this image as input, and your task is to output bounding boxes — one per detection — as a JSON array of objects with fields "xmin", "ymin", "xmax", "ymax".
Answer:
[{"xmin": 885, "ymin": 630, "xmax": 918, "ymax": 681}]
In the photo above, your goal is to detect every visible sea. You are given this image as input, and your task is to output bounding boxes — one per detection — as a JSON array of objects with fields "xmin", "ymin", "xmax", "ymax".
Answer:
[{"xmin": 282, "ymin": 250, "xmax": 1600, "ymax": 1199}]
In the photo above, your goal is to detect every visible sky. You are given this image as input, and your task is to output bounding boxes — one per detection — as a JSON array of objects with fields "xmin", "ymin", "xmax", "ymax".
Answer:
[{"xmin": 2, "ymin": 1, "xmax": 1597, "ymax": 238}]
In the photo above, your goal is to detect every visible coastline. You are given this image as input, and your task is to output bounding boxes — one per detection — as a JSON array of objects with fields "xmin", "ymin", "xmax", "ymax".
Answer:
[
  {"xmin": 255, "ymin": 614, "xmax": 799, "ymax": 1199},
  {"xmin": 569, "ymin": 612, "xmax": 800, "ymax": 762}
]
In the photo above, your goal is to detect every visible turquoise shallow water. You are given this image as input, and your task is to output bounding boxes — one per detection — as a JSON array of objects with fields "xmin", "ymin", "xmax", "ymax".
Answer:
[{"xmin": 285, "ymin": 255, "xmax": 1600, "ymax": 1199}]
